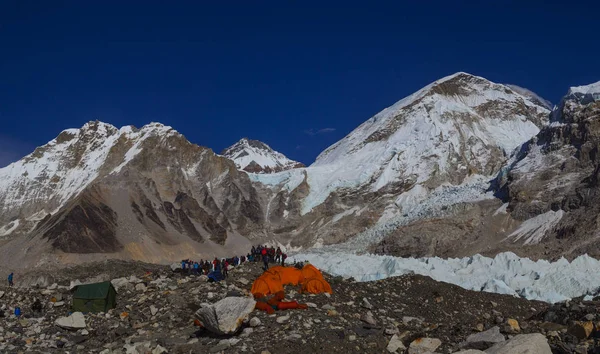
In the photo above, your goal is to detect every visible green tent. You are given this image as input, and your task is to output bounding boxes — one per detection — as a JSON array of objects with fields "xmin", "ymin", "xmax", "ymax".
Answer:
[{"xmin": 72, "ymin": 281, "xmax": 117, "ymax": 313}]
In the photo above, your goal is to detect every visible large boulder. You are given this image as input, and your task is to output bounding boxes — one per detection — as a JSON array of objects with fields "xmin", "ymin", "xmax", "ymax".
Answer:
[
  {"xmin": 55, "ymin": 312, "xmax": 86, "ymax": 329},
  {"xmin": 195, "ymin": 297, "xmax": 256, "ymax": 335},
  {"xmin": 485, "ymin": 333, "xmax": 551, "ymax": 354},
  {"xmin": 461, "ymin": 326, "xmax": 505, "ymax": 350}
]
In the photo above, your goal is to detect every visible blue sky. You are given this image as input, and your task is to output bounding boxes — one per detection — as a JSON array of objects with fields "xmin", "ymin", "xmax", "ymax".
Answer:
[{"xmin": 1, "ymin": 1, "xmax": 599, "ymax": 167}]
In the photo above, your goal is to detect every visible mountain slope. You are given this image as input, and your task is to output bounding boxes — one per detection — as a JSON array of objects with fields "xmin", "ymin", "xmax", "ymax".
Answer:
[
  {"xmin": 493, "ymin": 80, "xmax": 600, "ymax": 258},
  {"xmin": 0, "ymin": 122, "xmax": 264, "ymax": 267},
  {"xmin": 247, "ymin": 72, "xmax": 551, "ymax": 250},
  {"xmin": 221, "ymin": 138, "xmax": 304, "ymax": 173}
]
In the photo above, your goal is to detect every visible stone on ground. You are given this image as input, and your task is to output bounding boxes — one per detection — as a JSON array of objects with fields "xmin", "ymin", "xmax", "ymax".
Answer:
[
  {"xmin": 462, "ymin": 326, "xmax": 505, "ymax": 350},
  {"xmin": 195, "ymin": 297, "xmax": 256, "ymax": 335},
  {"xmin": 568, "ymin": 321, "xmax": 594, "ymax": 339},
  {"xmin": 55, "ymin": 312, "xmax": 86, "ymax": 329},
  {"xmin": 387, "ymin": 334, "xmax": 406, "ymax": 353},
  {"xmin": 485, "ymin": 333, "xmax": 551, "ymax": 354},
  {"xmin": 408, "ymin": 337, "xmax": 442, "ymax": 354}
]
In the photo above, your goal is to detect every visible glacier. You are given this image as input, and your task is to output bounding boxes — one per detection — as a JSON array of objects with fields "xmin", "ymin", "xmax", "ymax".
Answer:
[{"xmin": 290, "ymin": 250, "xmax": 600, "ymax": 303}]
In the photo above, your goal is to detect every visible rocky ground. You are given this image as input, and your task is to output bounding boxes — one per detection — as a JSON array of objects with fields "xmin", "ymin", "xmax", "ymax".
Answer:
[{"xmin": 1, "ymin": 260, "xmax": 600, "ymax": 353}]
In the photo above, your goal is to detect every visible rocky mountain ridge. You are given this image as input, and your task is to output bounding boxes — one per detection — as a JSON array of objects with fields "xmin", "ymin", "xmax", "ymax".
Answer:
[{"xmin": 5, "ymin": 73, "xmax": 600, "ymax": 268}]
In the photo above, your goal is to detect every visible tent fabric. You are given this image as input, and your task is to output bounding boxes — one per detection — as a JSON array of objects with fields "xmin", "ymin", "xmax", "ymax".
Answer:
[
  {"xmin": 207, "ymin": 271, "xmax": 225, "ymax": 282},
  {"xmin": 301, "ymin": 264, "xmax": 324, "ymax": 281},
  {"xmin": 301, "ymin": 277, "xmax": 333, "ymax": 294},
  {"xmin": 267, "ymin": 266, "xmax": 305, "ymax": 285},
  {"xmin": 250, "ymin": 264, "xmax": 332, "ymax": 296},
  {"xmin": 250, "ymin": 272, "xmax": 284, "ymax": 296},
  {"xmin": 72, "ymin": 281, "xmax": 117, "ymax": 313}
]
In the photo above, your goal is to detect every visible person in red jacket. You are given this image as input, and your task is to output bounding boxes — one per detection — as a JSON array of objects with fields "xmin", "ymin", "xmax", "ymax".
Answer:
[{"xmin": 223, "ymin": 260, "xmax": 229, "ymax": 278}]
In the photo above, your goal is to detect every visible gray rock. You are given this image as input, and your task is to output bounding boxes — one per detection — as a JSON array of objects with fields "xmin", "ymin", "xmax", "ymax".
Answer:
[
  {"xmin": 55, "ymin": 312, "xmax": 86, "ymax": 329},
  {"xmin": 135, "ymin": 283, "xmax": 147, "ymax": 292},
  {"xmin": 361, "ymin": 311, "xmax": 377, "ymax": 326},
  {"xmin": 240, "ymin": 327, "xmax": 254, "ymax": 337},
  {"xmin": 195, "ymin": 297, "xmax": 256, "ymax": 335},
  {"xmin": 387, "ymin": 334, "xmax": 406, "ymax": 353},
  {"xmin": 462, "ymin": 326, "xmax": 505, "ymax": 350},
  {"xmin": 408, "ymin": 337, "xmax": 442, "ymax": 354},
  {"xmin": 210, "ymin": 339, "xmax": 231, "ymax": 353},
  {"xmin": 249, "ymin": 317, "xmax": 261, "ymax": 327},
  {"xmin": 276, "ymin": 314, "xmax": 290, "ymax": 324},
  {"xmin": 362, "ymin": 297, "xmax": 374, "ymax": 310},
  {"xmin": 150, "ymin": 305, "xmax": 158, "ymax": 316},
  {"xmin": 322, "ymin": 304, "xmax": 335, "ymax": 310},
  {"xmin": 485, "ymin": 333, "xmax": 551, "ymax": 354},
  {"xmin": 152, "ymin": 344, "xmax": 168, "ymax": 354},
  {"xmin": 455, "ymin": 351, "xmax": 486, "ymax": 354}
]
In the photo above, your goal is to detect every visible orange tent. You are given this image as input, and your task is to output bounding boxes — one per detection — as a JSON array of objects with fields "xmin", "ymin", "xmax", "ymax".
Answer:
[
  {"xmin": 250, "ymin": 264, "xmax": 332, "ymax": 296},
  {"xmin": 268, "ymin": 266, "xmax": 305, "ymax": 285},
  {"xmin": 301, "ymin": 264, "xmax": 325, "ymax": 280},
  {"xmin": 250, "ymin": 271, "xmax": 283, "ymax": 297},
  {"xmin": 301, "ymin": 277, "xmax": 333, "ymax": 294}
]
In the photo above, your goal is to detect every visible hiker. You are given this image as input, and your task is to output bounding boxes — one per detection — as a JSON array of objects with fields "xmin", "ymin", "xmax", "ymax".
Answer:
[
  {"xmin": 8, "ymin": 272, "xmax": 13, "ymax": 287},
  {"xmin": 193, "ymin": 262, "xmax": 199, "ymax": 275},
  {"xmin": 181, "ymin": 260, "xmax": 186, "ymax": 272},
  {"xmin": 275, "ymin": 247, "xmax": 282, "ymax": 262},
  {"xmin": 262, "ymin": 251, "xmax": 269, "ymax": 271},
  {"xmin": 223, "ymin": 260, "xmax": 229, "ymax": 278},
  {"xmin": 281, "ymin": 253, "xmax": 287, "ymax": 267}
]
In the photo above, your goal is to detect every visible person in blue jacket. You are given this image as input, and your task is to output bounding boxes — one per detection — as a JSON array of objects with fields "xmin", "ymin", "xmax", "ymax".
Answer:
[{"xmin": 8, "ymin": 272, "xmax": 13, "ymax": 287}]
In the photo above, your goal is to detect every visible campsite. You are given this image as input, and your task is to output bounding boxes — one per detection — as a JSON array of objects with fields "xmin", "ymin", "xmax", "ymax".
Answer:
[{"xmin": 1, "ymin": 257, "xmax": 594, "ymax": 353}]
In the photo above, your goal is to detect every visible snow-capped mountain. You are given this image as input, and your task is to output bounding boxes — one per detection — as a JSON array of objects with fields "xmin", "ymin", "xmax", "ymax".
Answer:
[
  {"xmin": 254, "ymin": 72, "xmax": 550, "ymax": 218},
  {"xmin": 221, "ymin": 138, "xmax": 304, "ymax": 173},
  {"xmin": 2, "ymin": 72, "xmax": 580, "ymax": 269},
  {"xmin": 0, "ymin": 121, "xmax": 264, "ymax": 267}
]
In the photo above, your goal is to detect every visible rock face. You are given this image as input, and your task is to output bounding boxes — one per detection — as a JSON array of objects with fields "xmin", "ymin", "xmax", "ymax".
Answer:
[
  {"xmin": 485, "ymin": 333, "xmax": 551, "ymax": 354},
  {"xmin": 493, "ymin": 80, "xmax": 600, "ymax": 259},
  {"xmin": 195, "ymin": 297, "xmax": 256, "ymax": 335},
  {"xmin": 221, "ymin": 138, "xmax": 304, "ymax": 174}
]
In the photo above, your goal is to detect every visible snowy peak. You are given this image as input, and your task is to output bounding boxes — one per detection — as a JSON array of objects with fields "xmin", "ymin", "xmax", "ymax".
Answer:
[
  {"xmin": 222, "ymin": 138, "xmax": 304, "ymax": 174},
  {"xmin": 566, "ymin": 80, "xmax": 600, "ymax": 104},
  {"xmin": 0, "ymin": 120, "xmax": 185, "ymax": 228}
]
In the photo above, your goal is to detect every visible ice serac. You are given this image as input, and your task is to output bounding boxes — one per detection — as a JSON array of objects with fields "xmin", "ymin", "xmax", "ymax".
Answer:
[
  {"xmin": 221, "ymin": 138, "xmax": 304, "ymax": 174},
  {"xmin": 495, "ymin": 79, "xmax": 600, "ymax": 259}
]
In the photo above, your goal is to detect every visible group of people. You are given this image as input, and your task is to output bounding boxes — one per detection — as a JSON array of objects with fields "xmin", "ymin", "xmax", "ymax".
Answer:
[
  {"xmin": 180, "ymin": 256, "xmax": 246, "ymax": 278},
  {"xmin": 250, "ymin": 245, "xmax": 288, "ymax": 271},
  {"xmin": 179, "ymin": 245, "xmax": 290, "ymax": 278}
]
